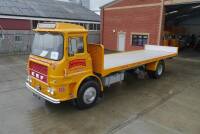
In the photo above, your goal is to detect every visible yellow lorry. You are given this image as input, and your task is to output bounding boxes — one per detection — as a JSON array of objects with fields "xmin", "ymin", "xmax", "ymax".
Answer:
[{"xmin": 26, "ymin": 23, "xmax": 178, "ymax": 109}]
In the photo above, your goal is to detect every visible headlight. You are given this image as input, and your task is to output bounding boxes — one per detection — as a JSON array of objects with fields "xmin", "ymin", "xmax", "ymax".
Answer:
[
  {"xmin": 27, "ymin": 76, "xmax": 32, "ymax": 83},
  {"xmin": 47, "ymin": 87, "xmax": 55, "ymax": 95}
]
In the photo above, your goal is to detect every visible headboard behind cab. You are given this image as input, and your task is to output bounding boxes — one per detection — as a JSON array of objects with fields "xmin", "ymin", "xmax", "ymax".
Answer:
[{"xmin": 87, "ymin": 44, "xmax": 104, "ymax": 75}]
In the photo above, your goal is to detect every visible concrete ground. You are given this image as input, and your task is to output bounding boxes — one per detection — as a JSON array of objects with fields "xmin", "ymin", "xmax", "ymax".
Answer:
[{"xmin": 0, "ymin": 49, "xmax": 199, "ymax": 134}]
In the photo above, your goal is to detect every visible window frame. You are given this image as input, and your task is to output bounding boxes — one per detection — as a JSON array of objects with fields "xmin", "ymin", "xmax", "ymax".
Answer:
[
  {"xmin": 0, "ymin": 33, "xmax": 3, "ymax": 40},
  {"xmin": 131, "ymin": 33, "xmax": 150, "ymax": 47},
  {"xmin": 88, "ymin": 23, "xmax": 100, "ymax": 31},
  {"xmin": 89, "ymin": 24, "xmax": 94, "ymax": 30},
  {"xmin": 15, "ymin": 35, "xmax": 23, "ymax": 42},
  {"xmin": 97, "ymin": 24, "xmax": 100, "ymax": 30},
  {"xmin": 68, "ymin": 36, "xmax": 85, "ymax": 57},
  {"xmin": 31, "ymin": 32, "xmax": 64, "ymax": 61}
]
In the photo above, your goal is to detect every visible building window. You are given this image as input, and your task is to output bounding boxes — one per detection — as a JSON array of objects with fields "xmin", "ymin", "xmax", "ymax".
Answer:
[
  {"xmin": 97, "ymin": 24, "xmax": 100, "ymax": 30},
  {"xmin": 94, "ymin": 24, "xmax": 97, "ymax": 30},
  {"xmin": 68, "ymin": 37, "xmax": 84, "ymax": 56},
  {"xmin": 32, "ymin": 20, "xmax": 39, "ymax": 29},
  {"xmin": 15, "ymin": 35, "xmax": 22, "ymax": 42},
  {"xmin": 79, "ymin": 23, "xmax": 87, "ymax": 29},
  {"xmin": 0, "ymin": 33, "xmax": 3, "ymax": 39},
  {"xmin": 88, "ymin": 24, "xmax": 100, "ymax": 31},
  {"xmin": 68, "ymin": 23, "xmax": 99, "ymax": 31},
  {"xmin": 131, "ymin": 34, "xmax": 149, "ymax": 46},
  {"xmin": 89, "ymin": 24, "xmax": 94, "ymax": 30}
]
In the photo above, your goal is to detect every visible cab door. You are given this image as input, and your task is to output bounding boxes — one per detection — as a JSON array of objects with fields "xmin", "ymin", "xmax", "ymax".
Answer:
[{"xmin": 66, "ymin": 34, "xmax": 90, "ymax": 76}]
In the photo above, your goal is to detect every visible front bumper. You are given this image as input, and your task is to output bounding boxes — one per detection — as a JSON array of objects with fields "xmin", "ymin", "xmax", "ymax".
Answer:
[{"xmin": 25, "ymin": 82, "xmax": 61, "ymax": 104}]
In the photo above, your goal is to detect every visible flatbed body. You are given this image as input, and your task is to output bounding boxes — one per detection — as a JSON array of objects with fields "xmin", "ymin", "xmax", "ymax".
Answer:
[{"xmin": 88, "ymin": 44, "xmax": 178, "ymax": 76}]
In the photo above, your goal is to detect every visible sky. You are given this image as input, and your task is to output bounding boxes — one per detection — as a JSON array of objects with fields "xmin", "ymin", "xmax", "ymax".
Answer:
[
  {"xmin": 57, "ymin": 0, "xmax": 115, "ymax": 14},
  {"xmin": 90, "ymin": 0, "xmax": 114, "ymax": 11},
  {"xmin": 57, "ymin": 0, "xmax": 114, "ymax": 11}
]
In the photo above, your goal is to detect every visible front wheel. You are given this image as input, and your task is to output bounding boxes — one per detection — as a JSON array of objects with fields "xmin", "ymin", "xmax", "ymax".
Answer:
[
  {"xmin": 148, "ymin": 60, "xmax": 165, "ymax": 79},
  {"xmin": 75, "ymin": 80, "xmax": 100, "ymax": 109}
]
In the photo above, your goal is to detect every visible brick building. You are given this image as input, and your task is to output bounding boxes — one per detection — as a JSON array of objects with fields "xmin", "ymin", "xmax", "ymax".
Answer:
[{"xmin": 101, "ymin": 0, "xmax": 164, "ymax": 51}]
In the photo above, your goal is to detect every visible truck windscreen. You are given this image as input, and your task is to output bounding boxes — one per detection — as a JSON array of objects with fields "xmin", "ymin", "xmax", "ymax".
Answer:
[{"xmin": 31, "ymin": 33, "xmax": 63, "ymax": 60}]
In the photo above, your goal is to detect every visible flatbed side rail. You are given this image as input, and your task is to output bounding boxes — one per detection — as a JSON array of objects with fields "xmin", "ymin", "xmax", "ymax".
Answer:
[
  {"xmin": 145, "ymin": 45, "xmax": 178, "ymax": 53},
  {"xmin": 88, "ymin": 44, "xmax": 104, "ymax": 75},
  {"xmin": 103, "ymin": 53, "xmax": 177, "ymax": 76},
  {"xmin": 103, "ymin": 45, "xmax": 178, "ymax": 76}
]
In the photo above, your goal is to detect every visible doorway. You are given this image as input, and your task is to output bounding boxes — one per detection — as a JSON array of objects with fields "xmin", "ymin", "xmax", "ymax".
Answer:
[{"xmin": 117, "ymin": 32, "xmax": 126, "ymax": 51}]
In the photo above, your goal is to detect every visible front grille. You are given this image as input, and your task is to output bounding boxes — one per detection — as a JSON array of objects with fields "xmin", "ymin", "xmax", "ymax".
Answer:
[
  {"xmin": 29, "ymin": 61, "xmax": 48, "ymax": 83},
  {"xmin": 29, "ymin": 61, "xmax": 48, "ymax": 75}
]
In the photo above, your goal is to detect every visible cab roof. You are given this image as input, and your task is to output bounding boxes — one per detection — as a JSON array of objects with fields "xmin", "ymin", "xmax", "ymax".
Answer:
[{"xmin": 34, "ymin": 23, "xmax": 87, "ymax": 33}]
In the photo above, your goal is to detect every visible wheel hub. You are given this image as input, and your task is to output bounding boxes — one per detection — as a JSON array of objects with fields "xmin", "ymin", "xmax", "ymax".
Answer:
[
  {"xmin": 83, "ymin": 87, "xmax": 97, "ymax": 104},
  {"xmin": 157, "ymin": 64, "xmax": 163, "ymax": 76}
]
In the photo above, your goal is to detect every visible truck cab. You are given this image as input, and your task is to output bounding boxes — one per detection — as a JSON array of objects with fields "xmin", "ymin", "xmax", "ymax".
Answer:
[{"xmin": 26, "ymin": 23, "xmax": 101, "ymax": 108}]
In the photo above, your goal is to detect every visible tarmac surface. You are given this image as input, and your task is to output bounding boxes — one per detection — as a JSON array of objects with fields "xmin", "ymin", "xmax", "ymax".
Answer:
[{"xmin": 0, "ymin": 49, "xmax": 199, "ymax": 134}]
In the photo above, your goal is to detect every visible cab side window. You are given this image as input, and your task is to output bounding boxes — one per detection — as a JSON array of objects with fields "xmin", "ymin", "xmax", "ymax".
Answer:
[{"xmin": 68, "ymin": 37, "xmax": 84, "ymax": 56}]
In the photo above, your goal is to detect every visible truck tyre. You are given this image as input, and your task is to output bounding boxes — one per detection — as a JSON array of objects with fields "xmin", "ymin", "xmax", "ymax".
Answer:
[
  {"xmin": 76, "ymin": 80, "xmax": 100, "ymax": 109},
  {"xmin": 148, "ymin": 60, "xmax": 165, "ymax": 79}
]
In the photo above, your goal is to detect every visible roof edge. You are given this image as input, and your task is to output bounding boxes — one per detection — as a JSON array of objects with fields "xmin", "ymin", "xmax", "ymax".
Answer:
[
  {"xmin": 0, "ymin": 15, "xmax": 100, "ymax": 24},
  {"xmin": 165, "ymin": 0, "xmax": 200, "ymax": 6}
]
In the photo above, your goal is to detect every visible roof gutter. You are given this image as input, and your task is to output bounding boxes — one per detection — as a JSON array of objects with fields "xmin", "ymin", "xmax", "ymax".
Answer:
[
  {"xmin": 165, "ymin": 0, "xmax": 200, "ymax": 6},
  {"xmin": 0, "ymin": 15, "xmax": 100, "ymax": 24}
]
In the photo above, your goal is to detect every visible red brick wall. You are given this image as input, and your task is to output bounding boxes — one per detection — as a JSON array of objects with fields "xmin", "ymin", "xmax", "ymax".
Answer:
[
  {"xmin": 102, "ymin": 0, "xmax": 162, "ymax": 51},
  {"xmin": 0, "ymin": 18, "xmax": 31, "ymax": 30}
]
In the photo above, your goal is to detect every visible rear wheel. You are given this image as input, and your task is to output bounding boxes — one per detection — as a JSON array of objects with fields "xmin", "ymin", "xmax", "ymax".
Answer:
[
  {"xmin": 148, "ymin": 60, "xmax": 165, "ymax": 79},
  {"xmin": 75, "ymin": 80, "xmax": 100, "ymax": 109}
]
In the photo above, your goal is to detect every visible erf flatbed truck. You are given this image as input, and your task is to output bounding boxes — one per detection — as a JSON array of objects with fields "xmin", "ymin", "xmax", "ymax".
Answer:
[{"xmin": 26, "ymin": 23, "xmax": 178, "ymax": 109}]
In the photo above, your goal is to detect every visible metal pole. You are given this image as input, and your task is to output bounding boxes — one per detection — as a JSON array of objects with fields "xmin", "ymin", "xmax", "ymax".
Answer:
[{"xmin": 158, "ymin": 0, "xmax": 164, "ymax": 45}]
